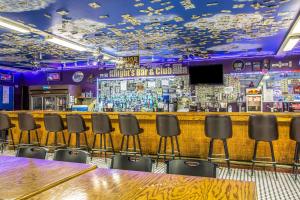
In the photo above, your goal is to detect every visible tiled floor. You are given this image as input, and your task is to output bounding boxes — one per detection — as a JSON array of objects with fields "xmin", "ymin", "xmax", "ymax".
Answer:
[{"xmin": 2, "ymin": 149, "xmax": 300, "ymax": 200}]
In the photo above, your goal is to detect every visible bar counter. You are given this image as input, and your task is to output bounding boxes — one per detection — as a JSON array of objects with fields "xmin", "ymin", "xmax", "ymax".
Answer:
[{"xmin": 4, "ymin": 111, "xmax": 299, "ymax": 164}]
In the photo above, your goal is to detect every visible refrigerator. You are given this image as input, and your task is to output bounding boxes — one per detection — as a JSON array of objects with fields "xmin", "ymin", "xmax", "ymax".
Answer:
[
  {"xmin": 30, "ymin": 95, "xmax": 68, "ymax": 111},
  {"xmin": 29, "ymin": 85, "xmax": 69, "ymax": 111},
  {"xmin": 246, "ymin": 88, "xmax": 263, "ymax": 112}
]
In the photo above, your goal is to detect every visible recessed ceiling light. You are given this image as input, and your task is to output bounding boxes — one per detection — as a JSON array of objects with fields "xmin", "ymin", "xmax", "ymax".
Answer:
[
  {"xmin": 283, "ymin": 38, "xmax": 300, "ymax": 52},
  {"xmin": 0, "ymin": 18, "xmax": 30, "ymax": 33},
  {"xmin": 46, "ymin": 36, "xmax": 88, "ymax": 52}
]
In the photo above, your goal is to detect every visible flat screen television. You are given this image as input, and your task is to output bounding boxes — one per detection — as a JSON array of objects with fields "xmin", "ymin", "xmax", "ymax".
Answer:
[
  {"xmin": 47, "ymin": 72, "xmax": 61, "ymax": 81},
  {"xmin": 189, "ymin": 64, "xmax": 224, "ymax": 85}
]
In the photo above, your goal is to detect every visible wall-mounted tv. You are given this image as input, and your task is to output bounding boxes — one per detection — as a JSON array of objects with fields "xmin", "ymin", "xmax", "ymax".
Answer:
[
  {"xmin": 0, "ymin": 73, "xmax": 13, "ymax": 82},
  {"xmin": 189, "ymin": 64, "xmax": 224, "ymax": 85},
  {"xmin": 47, "ymin": 72, "xmax": 61, "ymax": 81}
]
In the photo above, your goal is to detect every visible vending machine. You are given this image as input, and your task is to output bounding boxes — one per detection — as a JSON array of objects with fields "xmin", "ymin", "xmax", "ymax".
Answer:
[{"xmin": 246, "ymin": 88, "xmax": 263, "ymax": 112}]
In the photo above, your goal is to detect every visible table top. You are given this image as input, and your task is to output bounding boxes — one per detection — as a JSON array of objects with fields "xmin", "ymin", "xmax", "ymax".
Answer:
[
  {"xmin": 30, "ymin": 168, "xmax": 257, "ymax": 200},
  {"xmin": 0, "ymin": 156, "xmax": 97, "ymax": 200}
]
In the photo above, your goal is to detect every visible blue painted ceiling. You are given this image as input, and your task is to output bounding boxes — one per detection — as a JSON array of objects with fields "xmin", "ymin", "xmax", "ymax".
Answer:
[{"xmin": 0, "ymin": 0, "xmax": 299, "ymax": 70}]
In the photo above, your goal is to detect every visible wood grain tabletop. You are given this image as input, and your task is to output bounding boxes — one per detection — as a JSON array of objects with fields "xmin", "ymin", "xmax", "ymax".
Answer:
[
  {"xmin": 29, "ymin": 168, "xmax": 257, "ymax": 200},
  {"xmin": 0, "ymin": 156, "xmax": 97, "ymax": 200}
]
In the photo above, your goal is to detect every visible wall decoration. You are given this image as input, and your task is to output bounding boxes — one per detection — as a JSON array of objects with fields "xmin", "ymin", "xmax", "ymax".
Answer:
[
  {"xmin": 232, "ymin": 60, "xmax": 245, "ymax": 72},
  {"xmin": 72, "ymin": 71, "xmax": 84, "ymax": 83},
  {"xmin": 252, "ymin": 61, "xmax": 262, "ymax": 71}
]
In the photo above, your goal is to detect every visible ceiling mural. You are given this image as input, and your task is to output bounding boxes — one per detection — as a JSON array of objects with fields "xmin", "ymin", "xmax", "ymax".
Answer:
[{"xmin": 0, "ymin": 0, "xmax": 298, "ymax": 70}]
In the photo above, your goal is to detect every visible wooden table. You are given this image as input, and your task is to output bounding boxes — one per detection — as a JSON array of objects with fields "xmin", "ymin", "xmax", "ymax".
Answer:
[
  {"xmin": 0, "ymin": 156, "xmax": 97, "ymax": 200},
  {"xmin": 30, "ymin": 168, "xmax": 257, "ymax": 200}
]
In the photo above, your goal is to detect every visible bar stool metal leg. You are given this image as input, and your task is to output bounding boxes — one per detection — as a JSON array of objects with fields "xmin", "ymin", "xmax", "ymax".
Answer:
[
  {"xmin": 67, "ymin": 133, "xmax": 72, "ymax": 147},
  {"xmin": 163, "ymin": 136, "xmax": 167, "ymax": 161},
  {"xmin": 45, "ymin": 132, "xmax": 50, "ymax": 146},
  {"xmin": 269, "ymin": 141, "xmax": 277, "ymax": 179},
  {"xmin": 61, "ymin": 131, "xmax": 66, "ymax": 145},
  {"xmin": 91, "ymin": 134, "xmax": 97, "ymax": 160},
  {"xmin": 109, "ymin": 133, "xmax": 115, "ymax": 155},
  {"xmin": 27, "ymin": 131, "xmax": 31, "ymax": 144},
  {"xmin": 208, "ymin": 138, "xmax": 214, "ymax": 162},
  {"xmin": 83, "ymin": 132, "xmax": 90, "ymax": 152},
  {"xmin": 9, "ymin": 129, "xmax": 15, "ymax": 151},
  {"xmin": 171, "ymin": 136, "xmax": 175, "ymax": 160},
  {"xmin": 223, "ymin": 139, "xmax": 230, "ymax": 172},
  {"xmin": 175, "ymin": 136, "xmax": 180, "ymax": 159},
  {"xmin": 35, "ymin": 130, "xmax": 40, "ymax": 146},
  {"xmin": 125, "ymin": 136, "xmax": 129, "ymax": 155},
  {"xmin": 103, "ymin": 133, "xmax": 107, "ymax": 161},
  {"xmin": 133, "ymin": 135, "xmax": 137, "ymax": 160},
  {"xmin": 156, "ymin": 137, "xmax": 162, "ymax": 167},
  {"xmin": 54, "ymin": 132, "xmax": 58, "ymax": 146},
  {"xmin": 251, "ymin": 141, "xmax": 258, "ymax": 176}
]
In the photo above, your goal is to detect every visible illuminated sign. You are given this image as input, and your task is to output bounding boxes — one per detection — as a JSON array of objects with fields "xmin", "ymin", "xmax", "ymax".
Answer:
[{"xmin": 99, "ymin": 63, "xmax": 188, "ymax": 79}]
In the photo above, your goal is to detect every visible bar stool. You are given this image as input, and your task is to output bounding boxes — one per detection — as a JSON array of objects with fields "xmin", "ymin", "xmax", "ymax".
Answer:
[
  {"xmin": 249, "ymin": 115, "xmax": 278, "ymax": 178},
  {"xmin": 18, "ymin": 113, "xmax": 41, "ymax": 146},
  {"xmin": 44, "ymin": 113, "xmax": 67, "ymax": 148},
  {"xmin": 91, "ymin": 113, "xmax": 115, "ymax": 160},
  {"xmin": 66, "ymin": 114, "xmax": 90, "ymax": 151},
  {"xmin": 289, "ymin": 116, "xmax": 300, "ymax": 180},
  {"xmin": 205, "ymin": 115, "xmax": 232, "ymax": 171},
  {"xmin": 119, "ymin": 114, "xmax": 143, "ymax": 157},
  {"xmin": 0, "ymin": 113, "xmax": 16, "ymax": 152},
  {"xmin": 156, "ymin": 114, "xmax": 181, "ymax": 165}
]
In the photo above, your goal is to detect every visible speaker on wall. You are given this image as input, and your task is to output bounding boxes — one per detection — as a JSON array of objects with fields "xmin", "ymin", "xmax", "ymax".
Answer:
[{"xmin": 21, "ymin": 86, "xmax": 29, "ymax": 110}]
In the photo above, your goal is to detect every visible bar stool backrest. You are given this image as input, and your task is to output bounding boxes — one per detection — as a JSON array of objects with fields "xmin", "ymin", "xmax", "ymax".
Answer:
[
  {"xmin": 0, "ymin": 113, "xmax": 12, "ymax": 131},
  {"xmin": 66, "ymin": 114, "xmax": 87, "ymax": 133},
  {"xmin": 248, "ymin": 115, "xmax": 278, "ymax": 141},
  {"xmin": 44, "ymin": 113, "xmax": 65, "ymax": 132},
  {"xmin": 290, "ymin": 116, "xmax": 300, "ymax": 142},
  {"xmin": 156, "ymin": 114, "xmax": 181, "ymax": 137},
  {"xmin": 167, "ymin": 160, "xmax": 217, "ymax": 178},
  {"xmin": 18, "ymin": 113, "xmax": 36, "ymax": 131},
  {"xmin": 118, "ymin": 114, "xmax": 141, "ymax": 135},
  {"xmin": 110, "ymin": 155, "xmax": 153, "ymax": 172},
  {"xmin": 53, "ymin": 149, "xmax": 88, "ymax": 163},
  {"xmin": 205, "ymin": 115, "xmax": 232, "ymax": 139},
  {"xmin": 92, "ymin": 113, "xmax": 113, "ymax": 134},
  {"xmin": 16, "ymin": 146, "xmax": 47, "ymax": 159}
]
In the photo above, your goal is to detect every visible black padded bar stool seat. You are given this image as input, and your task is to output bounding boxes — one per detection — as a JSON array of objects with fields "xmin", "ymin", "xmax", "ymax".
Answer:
[
  {"xmin": 289, "ymin": 116, "xmax": 300, "ymax": 180},
  {"xmin": 53, "ymin": 149, "xmax": 88, "ymax": 163},
  {"xmin": 16, "ymin": 146, "xmax": 48, "ymax": 159},
  {"xmin": 110, "ymin": 155, "xmax": 153, "ymax": 172},
  {"xmin": 18, "ymin": 113, "xmax": 41, "ymax": 146},
  {"xmin": 66, "ymin": 114, "xmax": 90, "ymax": 151},
  {"xmin": 44, "ymin": 113, "xmax": 67, "ymax": 149},
  {"xmin": 0, "ymin": 113, "xmax": 16, "ymax": 152},
  {"xmin": 167, "ymin": 159, "xmax": 218, "ymax": 178},
  {"xmin": 91, "ymin": 113, "xmax": 115, "ymax": 161},
  {"xmin": 249, "ymin": 114, "xmax": 278, "ymax": 178},
  {"xmin": 118, "ymin": 114, "xmax": 143, "ymax": 157},
  {"xmin": 156, "ymin": 114, "xmax": 181, "ymax": 165},
  {"xmin": 205, "ymin": 115, "xmax": 232, "ymax": 171}
]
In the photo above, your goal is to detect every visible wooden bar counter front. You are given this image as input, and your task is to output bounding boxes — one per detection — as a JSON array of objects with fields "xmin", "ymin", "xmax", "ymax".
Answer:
[{"xmin": 4, "ymin": 111, "xmax": 298, "ymax": 164}]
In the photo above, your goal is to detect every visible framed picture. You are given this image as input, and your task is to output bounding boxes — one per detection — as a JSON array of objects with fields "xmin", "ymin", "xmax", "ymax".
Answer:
[{"xmin": 47, "ymin": 72, "xmax": 61, "ymax": 81}]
